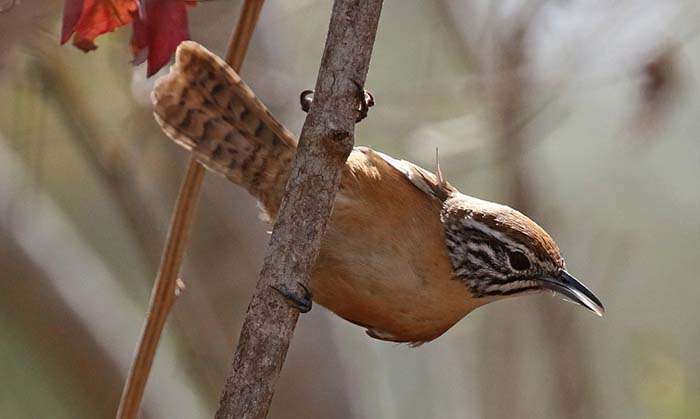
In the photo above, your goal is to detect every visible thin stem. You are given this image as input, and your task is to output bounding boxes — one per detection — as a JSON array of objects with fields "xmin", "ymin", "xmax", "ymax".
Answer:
[
  {"xmin": 225, "ymin": 0, "xmax": 265, "ymax": 68},
  {"xmin": 214, "ymin": 1, "xmax": 383, "ymax": 418},
  {"xmin": 116, "ymin": 2, "xmax": 265, "ymax": 418}
]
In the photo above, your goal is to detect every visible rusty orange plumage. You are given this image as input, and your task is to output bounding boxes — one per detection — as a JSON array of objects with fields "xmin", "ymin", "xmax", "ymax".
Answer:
[{"xmin": 152, "ymin": 42, "xmax": 604, "ymax": 345}]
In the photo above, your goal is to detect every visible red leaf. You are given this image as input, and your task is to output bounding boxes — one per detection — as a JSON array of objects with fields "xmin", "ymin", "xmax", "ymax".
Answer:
[
  {"xmin": 61, "ymin": 0, "xmax": 84, "ymax": 44},
  {"xmin": 61, "ymin": 0, "xmax": 193, "ymax": 76},
  {"xmin": 132, "ymin": 0, "xmax": 193, "ymax": 76},
  {"xmin": 61, "ymin": 0, "xmax": 138, "ymax": 52}
]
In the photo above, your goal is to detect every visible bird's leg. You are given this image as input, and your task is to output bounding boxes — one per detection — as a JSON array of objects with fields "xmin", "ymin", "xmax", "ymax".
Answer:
[
  {"xmin": 270, "ymin": 281, "xmax": 313, "ymax": 313},
  {"xmin": 300, "ymin": 83, "xmax": 375, "ymax": 122}
]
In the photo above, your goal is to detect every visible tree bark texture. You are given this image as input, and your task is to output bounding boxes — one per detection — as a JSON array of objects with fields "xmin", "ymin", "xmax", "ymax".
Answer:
[{"xmin": 214, "ymin": 1, "xmax": 384, "ymax": 418}]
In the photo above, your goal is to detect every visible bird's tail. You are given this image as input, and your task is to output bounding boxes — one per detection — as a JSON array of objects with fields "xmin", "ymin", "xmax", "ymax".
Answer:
[{"xmin": 151, "ymin": 41, "xmax": 297, "ymax": 213}]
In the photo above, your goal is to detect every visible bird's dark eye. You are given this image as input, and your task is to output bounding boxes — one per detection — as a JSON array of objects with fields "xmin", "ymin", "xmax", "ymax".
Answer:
[{"xmin": 508, "ymin": 250, "xmax": 531, "ymax": 271}]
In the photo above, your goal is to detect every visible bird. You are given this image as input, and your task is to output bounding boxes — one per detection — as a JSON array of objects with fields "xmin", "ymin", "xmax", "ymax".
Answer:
[{"xmin": 151, "ymin": 41, "xmax": 604, "ymax": 345}]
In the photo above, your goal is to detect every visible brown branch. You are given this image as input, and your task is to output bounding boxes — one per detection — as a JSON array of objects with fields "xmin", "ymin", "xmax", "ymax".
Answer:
[
  {"xmin": 476, "ymin": 8, "xmax": 600, "ymax": 419},
  {"xmin": 116, "ymin": 1, "xmax": 266, "ymax": 418},
  {"xmin": 214, "ymin": 1, "xmax": 383, "ymax": 418}
]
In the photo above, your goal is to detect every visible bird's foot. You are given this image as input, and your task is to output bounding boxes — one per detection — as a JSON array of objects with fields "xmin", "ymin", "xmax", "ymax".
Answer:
[
  {"xmin": 271, "ymin": 281, "xmax": 313, "ymax": 313},
  {"xmin": 299, "ymin": 83, "xmax": 374, "ymax": 123},
  {"xmin": 299, "ymin": 89, "xmax": 314, "ymax": 114}
]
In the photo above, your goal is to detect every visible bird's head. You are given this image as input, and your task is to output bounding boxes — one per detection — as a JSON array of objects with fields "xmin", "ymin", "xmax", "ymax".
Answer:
[{"xmin": 441, "ymin": 193, "xmax": 604, "ymax": 316}]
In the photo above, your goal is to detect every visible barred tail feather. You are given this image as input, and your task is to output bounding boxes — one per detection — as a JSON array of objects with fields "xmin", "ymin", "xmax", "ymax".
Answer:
[{"xmin": 151, "ymin": 41, "xmax": 297, "ymax": 213}]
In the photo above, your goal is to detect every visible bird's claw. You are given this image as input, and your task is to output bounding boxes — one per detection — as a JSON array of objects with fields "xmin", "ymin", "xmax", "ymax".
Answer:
[
  {"xmin": 356, "ymin": 88, "xmax": 375, "ymax": 122},
  {"xmin": 299, "ymin": 83, "xmax": 374, "ymax": 123},
  {"xmin": 352, "ymin": 79, "xmax": 375, "ymax": 123},
  {"xmin": 299, "ymin": 89, "xmax": 314, "ymax": 114},
  {"xmin": 271, "ymin": 281, "xmax": 313, "ymax": 313}
]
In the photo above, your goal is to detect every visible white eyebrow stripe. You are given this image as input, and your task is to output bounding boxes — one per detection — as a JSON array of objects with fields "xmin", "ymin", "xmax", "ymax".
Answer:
[
  {"xmin": 458, "ymin": 217, "xmax": 532, "ymax": 255},
  {"xmin": 466, "ymin": 241, "xmax": 498, "ymax": 261}
]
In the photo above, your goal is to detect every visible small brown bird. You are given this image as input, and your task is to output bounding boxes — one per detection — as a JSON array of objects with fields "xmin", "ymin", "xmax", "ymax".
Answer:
[{"xmin": 152, "ymin": 42, "xmax": 604, "ymax": 345}]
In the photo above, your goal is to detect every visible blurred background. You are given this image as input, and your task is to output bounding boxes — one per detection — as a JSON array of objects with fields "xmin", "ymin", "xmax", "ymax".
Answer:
[{"xmin": 1, "ymin": 0, "xmax": 699, "ymax": 418}]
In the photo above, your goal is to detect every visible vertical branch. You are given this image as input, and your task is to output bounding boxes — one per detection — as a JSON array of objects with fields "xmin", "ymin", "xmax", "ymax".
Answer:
[
  {"xmin": 495, "ymin": 16, "xmax": 599, "ymax": 419},
  {"xmin": 214, "ymin": 1, "xmax": 383, "ymax": 418},
  {"xmin": 480, "ymin": 5, "xmax": 599, "ymax": 419},
  {"xmin": 116, "ymin": 1, "xmax": 266, "ymax": 418},
  {"xmin": 478, "ymin": 19, "xmax": 532, "ymax": 419}
]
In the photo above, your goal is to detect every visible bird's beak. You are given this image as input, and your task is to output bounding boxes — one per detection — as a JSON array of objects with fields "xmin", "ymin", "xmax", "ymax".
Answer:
[{"xmin": 539, "ymin": 270, "xmax": 605, "ymax": 317}]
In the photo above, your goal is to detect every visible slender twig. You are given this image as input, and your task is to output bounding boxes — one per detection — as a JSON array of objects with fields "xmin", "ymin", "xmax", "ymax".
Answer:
[
  {"xmin": 214, "ymin": 1, "xmax": 383, "ymax": 418},
  {"xmin": 116, "ymin": 2, "xmax": 265, "ymax": 418}
]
